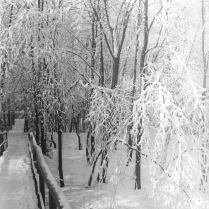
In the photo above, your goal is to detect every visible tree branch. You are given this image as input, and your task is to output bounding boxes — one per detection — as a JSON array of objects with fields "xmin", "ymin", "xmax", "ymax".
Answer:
[
  {"xmin": 91, "ymin": 3, "xmax": 114, "ymax": 59},
  {"xmin": 66, "ymin": 49, "xmax": 101, "ymax": 79}
]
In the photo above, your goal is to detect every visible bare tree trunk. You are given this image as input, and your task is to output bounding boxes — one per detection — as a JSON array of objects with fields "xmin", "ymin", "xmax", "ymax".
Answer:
[
  {"xmin": 58, "ymin": 121, "xmax": 65, "ymax": 187},
  {"xmin": 135, "ymin": 133, "xmax": 141, "ymax": 189},
  {"xmin": 28, "ymin": 10, "xmax": 39, "ymax": 142},
  {"xmin": 75, "ymin": 118, "xmax": 82, "ymax": 150},
  {"xmin": 86, "ymin": 7, "xmax": 97, "ymax": 161},
  {"xmin": 90, "ymin": 134, "xmax": 95, "ymax": 155},
  {"xmin": 97, "ymin": 148, "xmax": 108, "ymax": 183},
  {"xmin": 34, "ymin": 84, "xmax": 40, "ymax": 143},
  {"xmin": 7, "ymin": 97, "xmax": 11, "ymax": 129},
  {"xmin": 111, "ymin": 57, "xmax": 120, "ymax": 89},
  {"xmin": 88, "ymin": 149, "xmax": 102, "ymax": 186},
  {"xmin": 98, "ymin": 55, "xmax": 120, "ymax": 183},
  {"xmin": 37, "ymin": 0, "xmax": 46, "ymax": 153},
  {"xmin": 100, "ymin": 23, "xmax": 104, "ymax": 86},
  {"xmin": 202, "ymin": 0, "xmax": 207, "ymax": 95},
  {"xmin": 54, "ymin": 75, "xmax": 65, "ymax": 187},
  {"xmin": 48, "ymin": 0, "xmax": 65, "ymax": 187},
  {"xmin": 2, "ymin": 103, "xmax": 6, "ymax": 128},
  {"xmin": 71, "ymin": 105, "xmax": 82, "ymax": 150},
  {"xmin": 40, "ymin": 117, "xmax": 46, "ymax": 155},
  {"xmin": 24, "ymin": 112, "xmax": 29, "ymax": 132},
  {"xmin": 135, "ymin": 0, "xmax": 149, "ymax": 190},
  {"xmin": 201, "ymin": 0, "xmax": 208, "ymax": 187},
  {"xmin": 86, "ymin": 130, "xmax": 90, "ymax": 163},
  {"xmin": 69, "ymin": 118, "xmax": 74, "ymax": 132},
  {"xmin": 127, "ymin": 0, "xmax": 141, "ymax": 167}
]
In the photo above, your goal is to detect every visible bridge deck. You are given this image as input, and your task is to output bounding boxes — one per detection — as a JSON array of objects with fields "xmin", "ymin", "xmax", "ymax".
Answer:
[{"xmin": 0, "ymin": 119, "xmax": 38, "ymax": 209}]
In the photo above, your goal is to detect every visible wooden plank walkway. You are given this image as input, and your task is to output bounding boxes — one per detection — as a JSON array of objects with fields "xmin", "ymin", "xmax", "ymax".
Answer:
[{"xmin": 0, "ymin": 119, "xmax": 38, "ymax": 209}]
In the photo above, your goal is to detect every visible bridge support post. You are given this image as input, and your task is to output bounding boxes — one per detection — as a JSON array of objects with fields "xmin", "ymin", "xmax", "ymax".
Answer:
[
  {"xmin": 49, "ymin": 191, "xmax": 57, "ymax": 209},
  {"xmin": 39, "ymin": 171, "xmax": 45, "ymax": 205}
]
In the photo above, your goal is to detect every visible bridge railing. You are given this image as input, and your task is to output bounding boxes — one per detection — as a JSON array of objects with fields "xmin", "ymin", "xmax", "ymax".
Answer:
[
  {"xmin": 28, "ymin": 133, "xmax": 72, "ymax": 209},
  {"xmin": 0, "ymin": 131, "xmax": 8, "ymax": 156}
]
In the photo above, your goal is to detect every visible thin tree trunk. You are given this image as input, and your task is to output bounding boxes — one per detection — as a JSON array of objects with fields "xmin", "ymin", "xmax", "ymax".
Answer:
[
  {"xmin": 86, "ymin": 126, "xmax": 95, "ymax": 162},
  {"xmin": 88, "ymin": 149, "xmax": 102, "ymax": 186},
  {"xmin": 58, "ymin": 122, "xmax": 65, "ymax": 187},
  {"xmin": 3, "ymin": 103, "xmax": 6, "ymax": 128},
  {"xmin": 69, "ymin": 118, "xmax": 74, "ymax": 132},
  {"xmin": 87, "ymin": 9, "xmax": 97, "ymax": 158},
  {"xmin": 91, "ymin": 14, "xmax": 96, "ymax": 81},
  {"xmin": 100, "ymin": 23, "xmax": 104, "ymax": 86},
  {"xmin": 54, "ymin": 78, "xmax": 65, "ymax": 187},
  {"xmin": 98, "ymin": 55, "xmax": 120, "ymax": 183},
  {"xmin": 86, "ymin": 130, "xmax": 90, "ymax": 163},
  {"xmin": 34, "ymin": 92, "xmax": 40, "ymax": 143},
  {"xmin": 97, "ymin": 148, "xmax": 108, "ymax": 183},
  {"xmin": 135, "ymin": 133, "xmax": 141, "ymax": 189},
  {"xmin": 201, "ymin": 0, "xmax": 208, "ymax": 187},
  {"xmin": 13, "ymin": 111, "xmax": 15, "ymax": 125},
  {"xmin": 34, "ymin": 0, "xmax": 46, "ymax": 147},
  {"xmin": 7, "ymin": 97, "xmax": 11, "ymax": 129},
  {"xmin": 29, "ymin": 8, "xmax": 39, "ymax": 143},
  {"xmin": 40, "ymin": 117, "xmax": 46, "ymax": 155},
  {"xmin": 24, "ymin": 118, "xmax": 29, "ymax": 132},
  {"xmin": 202, "ymin": 0, "xmax": 207, "ymax": 95},
  {"xmin": 71, "ymin": 105, "xmax": 82, "ymax": 150},
  {"xmin": 75, "ymin": 117, "xmax": 82, "ymax": 150},
  {"xmin": 91, "ymin": 135, "xmax": 95, "ymax": 156},
  {"xmin": 127, "ymin": 0, "xmax": 141, "ymax": 167},
  {"xmin": 135, "ymin": 0, "xmax": 149, "ymax": 190},
  {"xmin": 51, "ymin": 0, "xmax": 65, "ymax": 188},
  {"xmin": 111, "ymin": 57, "xmax": 120, "ymax": 89}
]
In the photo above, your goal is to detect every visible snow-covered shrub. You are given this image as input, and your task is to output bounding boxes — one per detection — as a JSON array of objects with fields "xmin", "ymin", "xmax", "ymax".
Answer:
[
  {"xmin": 87, "ymin": 78, "xmax": 133, "ymax": 147},
  {"xmin": 87, "ymin": 53, "xmax": 209, "ymax": 208},
  {"xmin": 131, "ymin": 59, "xmax": 209, "ymax": 208}
]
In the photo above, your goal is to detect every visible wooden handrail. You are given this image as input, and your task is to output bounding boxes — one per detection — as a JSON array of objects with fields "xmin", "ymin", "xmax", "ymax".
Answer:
[
  {"xmin": 28, "ymin": 133, "xmax": 72, "ymax": 209},
  {"xmin": 0, "ymin": 131, "xmax": 8, "ymax": 156}
]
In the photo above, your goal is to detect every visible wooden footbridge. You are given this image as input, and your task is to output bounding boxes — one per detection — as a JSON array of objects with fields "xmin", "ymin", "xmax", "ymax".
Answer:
[{"xmin": 0, "ymin": 119, "xmax": 72, "ymax": 209}]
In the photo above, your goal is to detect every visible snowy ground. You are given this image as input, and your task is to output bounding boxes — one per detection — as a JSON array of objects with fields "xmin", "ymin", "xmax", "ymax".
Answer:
[{"xmin": 44, "ymin": 132, "xmax": 157, "ymax": 209}]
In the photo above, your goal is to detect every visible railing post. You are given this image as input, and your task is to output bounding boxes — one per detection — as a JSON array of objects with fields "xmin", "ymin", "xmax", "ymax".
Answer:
[
  {"xmin": 33, "ymin": 150, "xmax": 37, "ymax": 162},
  {"xmin": 5, "ymin": 133, "xmax": 7, "ymax": 151},
  {"xmin": 49, "ymin": 191, "xmax": 57, "ymax": 209},
  {"xmin": 39, "ymin": 167, "xmax": 45, "ymax": 205},
  {"xmin": 0, "ymin": 133, "xmax": 7, "ymax": 156},
  {"xmin": 3, "ymin": 140, "xmax": 5, "ymax": 153},
  {"xmin": 0, "ymin": 134, "xmax": 2, "ymax": 144}
]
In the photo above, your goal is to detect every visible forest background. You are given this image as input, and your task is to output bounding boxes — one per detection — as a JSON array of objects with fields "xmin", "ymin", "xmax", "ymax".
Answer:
[{"xmin": 0, "ymin": 0, "xmax": 209, "ymax": 208}]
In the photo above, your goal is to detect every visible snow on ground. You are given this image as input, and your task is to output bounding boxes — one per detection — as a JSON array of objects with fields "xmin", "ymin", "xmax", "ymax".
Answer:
[{"xmin": 44, "ymin": 132, "xmax": 158, "ymax": 209}]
